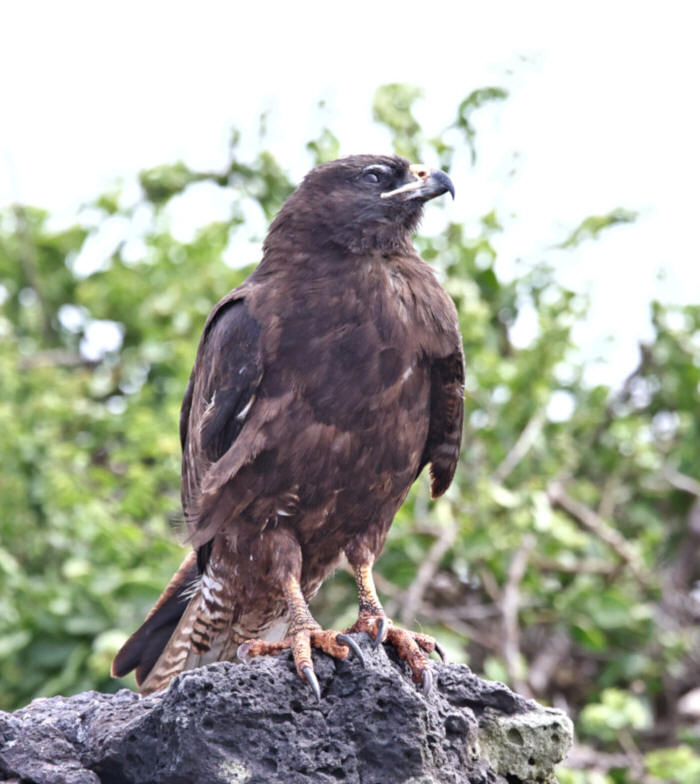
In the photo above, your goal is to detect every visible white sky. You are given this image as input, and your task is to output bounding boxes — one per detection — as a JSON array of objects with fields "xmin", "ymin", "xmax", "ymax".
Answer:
[{"xmin": 2, "ymin": 1, "xmax": 699, "ymax": 388}]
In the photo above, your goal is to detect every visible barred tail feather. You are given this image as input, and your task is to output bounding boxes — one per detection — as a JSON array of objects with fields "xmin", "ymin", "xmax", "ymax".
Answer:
[
  {"xmin": 138, "ymin": 594, "xmax": 211, "ymax": 695},
  {"xmin": 111, "ymin": 552, "xmax": 198, "ymax": 686},
  {"xmin": 131, "ymin": 558, "xmax": 238, "ymax": 694},
  {"xmin": 113, "ymin": 549, "xmax": 289, "ymax": 695}
]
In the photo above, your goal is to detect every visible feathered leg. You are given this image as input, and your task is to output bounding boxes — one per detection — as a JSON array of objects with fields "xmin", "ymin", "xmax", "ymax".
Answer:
[
  {"xmin": 237, "ymin": 573, "xmax": 364, "ymax": 699},
  {"xmin": 345, "ymin": 544, "xmax": 444, "ymax": 695}
]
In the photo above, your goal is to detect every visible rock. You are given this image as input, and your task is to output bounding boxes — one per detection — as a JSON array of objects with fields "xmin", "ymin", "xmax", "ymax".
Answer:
[{"xmin": 0, "ymin": 634, "xmax": 572, "ymax": 784}]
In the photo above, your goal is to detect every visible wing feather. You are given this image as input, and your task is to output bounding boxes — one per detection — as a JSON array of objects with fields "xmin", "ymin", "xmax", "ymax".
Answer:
[
  {"xmin": 181, "ymin": 289, "xmax": 264, "ymax": 542},
  {"xmin": 420, "ymin": 348, "xmax": 465, "ymax": 497}
]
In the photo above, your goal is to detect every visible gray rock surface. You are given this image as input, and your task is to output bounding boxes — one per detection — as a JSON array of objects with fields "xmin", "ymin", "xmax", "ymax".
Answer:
[{"xmin": 0, "ymin": 634, "xmax": 572, "ymax": 784}]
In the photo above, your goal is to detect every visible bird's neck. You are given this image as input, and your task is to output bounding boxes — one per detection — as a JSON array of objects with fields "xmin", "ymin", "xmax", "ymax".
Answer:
[{"xmin": 261, "ymin": 196, "xmax": 419, "ymax": 260}]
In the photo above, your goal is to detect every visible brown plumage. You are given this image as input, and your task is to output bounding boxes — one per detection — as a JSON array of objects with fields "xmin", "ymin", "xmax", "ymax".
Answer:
[{"xmin": 112, "ymin": 154, "xmax": 464, "ymax": 696}]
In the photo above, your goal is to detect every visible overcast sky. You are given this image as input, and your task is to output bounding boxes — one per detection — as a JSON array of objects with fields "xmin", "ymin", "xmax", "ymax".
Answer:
[{"xmin": 2, "ymin": 1, "xmax": 699, "ymax": 388}]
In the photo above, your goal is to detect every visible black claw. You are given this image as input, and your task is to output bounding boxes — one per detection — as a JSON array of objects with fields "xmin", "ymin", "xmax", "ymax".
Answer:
[
  {"xmin": 433, "ymin": 641, "xmax": 447, "ymax": 663},
  {"xmin": 372, "ymin": 617, "xmax": 388, "ymax": 649},
  {"xmin": 301, "ymin": 665, "xmax": 321, "ymax": 701},
  {"xmin": 336, "ymin": 634, "xmax": 366, "ymax": 667},
  {"xmin": 421, "ymin": 668, "xmax": 433, "ymax": 696}
]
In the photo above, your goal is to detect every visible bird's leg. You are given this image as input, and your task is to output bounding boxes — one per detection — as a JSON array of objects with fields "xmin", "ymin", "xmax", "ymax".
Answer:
[
  {"xmin": 345, "ymin": 560, "xmax": 388, "ymax": 642},
  {"xmin": 237, "ymin": 574, "xmax": 364, "ymax": 699},
  {"xmin": 345, "ymin": 549, "xmax": 444, "ymax": 694}
]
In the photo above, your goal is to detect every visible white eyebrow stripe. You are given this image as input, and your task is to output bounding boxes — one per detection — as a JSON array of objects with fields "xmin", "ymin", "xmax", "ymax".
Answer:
[{"xmin": 365, "ymin": 163, "xmax": 394, "ymax": 173}]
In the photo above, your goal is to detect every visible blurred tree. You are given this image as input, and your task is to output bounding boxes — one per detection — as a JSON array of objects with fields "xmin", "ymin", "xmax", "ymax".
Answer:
[{"xmin": 1, "ymin": 86, "xmax": 698, "ymax": 782}]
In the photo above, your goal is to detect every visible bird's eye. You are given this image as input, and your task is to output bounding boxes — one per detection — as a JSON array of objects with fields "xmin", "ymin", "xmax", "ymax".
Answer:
[{"xmin": 360, "ymin": 164, "xmax": 392, "ymax": 185}]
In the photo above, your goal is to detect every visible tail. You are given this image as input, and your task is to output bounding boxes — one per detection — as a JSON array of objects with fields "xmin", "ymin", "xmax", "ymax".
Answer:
[
  {"xmin": 112, "ymin": 550, "xmax": 247, "ymax": 695},
  {"xmin": 112, "ymin": 549, "xmax": 290, "ymax": 695},
  {"xmin": 112, "ymin": 552, "xmax": 200, "ymax": 692}
]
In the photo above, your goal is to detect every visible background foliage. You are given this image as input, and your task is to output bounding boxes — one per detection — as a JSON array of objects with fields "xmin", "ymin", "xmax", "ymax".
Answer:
[{"xmin": 1, "ymin": 85, "xmax": 699, "ymax": 783}]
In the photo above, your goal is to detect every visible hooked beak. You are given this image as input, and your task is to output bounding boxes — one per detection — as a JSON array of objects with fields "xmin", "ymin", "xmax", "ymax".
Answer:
[{"xmin": 381, "ymin": 163, "xmax": 455, "ymax": 201}]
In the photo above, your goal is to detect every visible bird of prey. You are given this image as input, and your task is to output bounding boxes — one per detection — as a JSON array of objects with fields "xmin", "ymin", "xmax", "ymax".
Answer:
[{"xmin": 112, "ymin": 154, "xmax": 464, "ymax": 698}]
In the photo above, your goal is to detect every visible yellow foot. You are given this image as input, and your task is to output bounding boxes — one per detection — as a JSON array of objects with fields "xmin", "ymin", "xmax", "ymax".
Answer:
[
  {"xmin": 346, "ymin": 614, "xmax": 445, "ymax": 694},
  {"xmin": 237, "ymin": 628, "xmax": 364, "ymax": 699}
]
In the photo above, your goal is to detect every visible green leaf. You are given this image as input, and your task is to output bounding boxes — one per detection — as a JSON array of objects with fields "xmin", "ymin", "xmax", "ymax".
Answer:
[{"xmin": 557, "ymin": 209, "xmax": 638, "ymax": 249}]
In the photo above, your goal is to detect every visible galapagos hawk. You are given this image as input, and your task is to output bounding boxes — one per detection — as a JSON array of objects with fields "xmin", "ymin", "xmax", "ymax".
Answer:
[{"xmin": 112, "ymin": 154, "xmax": 464, "ymax": 698}]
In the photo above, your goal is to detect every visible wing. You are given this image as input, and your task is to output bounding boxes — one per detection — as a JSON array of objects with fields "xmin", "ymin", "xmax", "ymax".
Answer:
[
  {"xmin": 420, "ymin": 347, "xmax": 465, "ymax": 498},
  {"xmin": 181, "ymin": 288, "xmax": 264, "ymax": 547}
]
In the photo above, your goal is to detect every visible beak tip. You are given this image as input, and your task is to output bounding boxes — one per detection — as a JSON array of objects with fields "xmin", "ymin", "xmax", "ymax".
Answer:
[{"xmin": 432, "ymin": 169, "xmax": 455, "ymax": 201}]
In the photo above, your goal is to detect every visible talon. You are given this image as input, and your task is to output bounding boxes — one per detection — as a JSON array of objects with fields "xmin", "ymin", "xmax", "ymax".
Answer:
[
  {"xmin": 336, "ymin": 634, "xmax": 365, "ymax": 667},
  {"xmin": 301, "ymin": 665, "xmax": 321, "ymax": 700},
  {"xmin": 421, "ymin": 668, "xmax": 433, "ymax": 696},
  {"xmin": 349, "ymin": 611, "xmax": 442, "ymax": 690},
  {"xmin": 373, "ymin": 616, "xmax": 388, "ymax": 649},
  {"xmin": 237, "ymin": 642, "xmax": 252, "ymax": 661}
]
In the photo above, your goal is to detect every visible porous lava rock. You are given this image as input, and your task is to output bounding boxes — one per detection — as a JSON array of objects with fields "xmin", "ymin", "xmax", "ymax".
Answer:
[{"xmin": 0, "ymin": 634, "xmax": 572, "ymax": 783}]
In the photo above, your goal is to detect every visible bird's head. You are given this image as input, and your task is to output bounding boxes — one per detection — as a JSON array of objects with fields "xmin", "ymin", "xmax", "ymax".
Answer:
[{"xmin": 264, "ymin": 155, "xmax": 455, "ymax": 256}]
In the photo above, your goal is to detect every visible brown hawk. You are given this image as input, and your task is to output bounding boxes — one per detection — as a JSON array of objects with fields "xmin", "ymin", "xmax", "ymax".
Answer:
[{"xmin": 112, "ymin": 154, "xmax": 464, "ymax": 698}]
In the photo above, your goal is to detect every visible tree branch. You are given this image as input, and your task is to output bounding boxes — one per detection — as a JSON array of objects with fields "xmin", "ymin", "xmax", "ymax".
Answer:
[
  {"xmin": 528, "ymin": 631, "xmax": 571, "ymax": 694},
  {"xmin": 12, "ymin": 205, "xmax": 53, "ymax": 341},
  {"xmin": 662, "ymin": 468, "xmax": 700, "ymax": 498},
  {"xmin": 400, "ymin": 522, "xmax": 457, "ymax": 624},
  {"xmin": 531, "ymin": 554, "xmax": 617, "ymax": 576},
  {"xmin": 547, "ymin": 481, "xmax": 653, "ymax": 591},
  {"xmin": 501, "ymin": 533, "xmax": 535, "ymax": 696},
  {"xmin": 427, "ymin": 609, "xmax": 501, "ymax": 650},
  {"xmin": 492, "ymin": 410, "xmax": 546, "ymax": 483}
]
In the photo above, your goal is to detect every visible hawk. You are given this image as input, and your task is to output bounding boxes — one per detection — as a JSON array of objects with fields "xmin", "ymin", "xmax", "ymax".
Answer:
[{"xmin": 112, "ymin": 154, "xmax": 464, "ymax": 698}]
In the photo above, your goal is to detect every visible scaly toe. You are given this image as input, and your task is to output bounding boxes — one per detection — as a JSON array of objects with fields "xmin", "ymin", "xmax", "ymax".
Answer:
[
  {"xmin": 383, "ymin": 625, "xmax": 441, "ymax": 694},
  {"xmin": 308, "ymin": 628, "xmax": 351, "ymax": 659},
  {"xmin": 238, "ymin": 625, "xmax": 364, "ymax": 701},
  {"xmin": 237, "ymin": 638, "xmax": 289, "ymax": 661}
]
